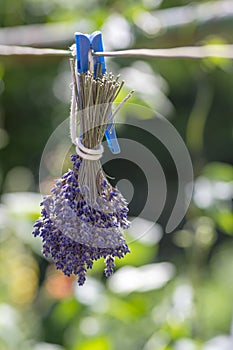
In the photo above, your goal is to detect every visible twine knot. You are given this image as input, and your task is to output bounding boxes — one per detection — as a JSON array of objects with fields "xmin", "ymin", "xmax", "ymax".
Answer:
[{"xmin": 75, "ymin": 137, "xmax": 104, "ymax": 161}]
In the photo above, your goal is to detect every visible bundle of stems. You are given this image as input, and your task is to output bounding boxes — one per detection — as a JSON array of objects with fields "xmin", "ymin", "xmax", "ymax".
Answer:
[
  {"xmin": 32, "ymin": 60, "xmax": 133, "ymax": 285},
  {"xmin": 70, "ymin": 58, "xmax": 134, "ymax": 203}
]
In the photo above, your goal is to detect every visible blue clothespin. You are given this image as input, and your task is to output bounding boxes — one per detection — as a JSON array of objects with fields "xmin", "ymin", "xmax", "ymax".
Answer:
[
  {"xmin": 75, "ymin": 31, "xmax": 120, "ymax": 154},
  {"xmin": 75, "ymin": 31, "xmax": 105, "ymax": 76}
]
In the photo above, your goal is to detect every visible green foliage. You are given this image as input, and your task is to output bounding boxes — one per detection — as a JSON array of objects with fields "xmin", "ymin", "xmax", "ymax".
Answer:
[{"xmin": 0, "ymin": 1, "xmax": 233, "ymax": 350}]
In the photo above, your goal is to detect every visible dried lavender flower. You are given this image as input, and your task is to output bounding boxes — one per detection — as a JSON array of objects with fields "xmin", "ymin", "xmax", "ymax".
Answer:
[{"xmin": 33, "ymin": 155, "xmax": 130, "ymax": 285}]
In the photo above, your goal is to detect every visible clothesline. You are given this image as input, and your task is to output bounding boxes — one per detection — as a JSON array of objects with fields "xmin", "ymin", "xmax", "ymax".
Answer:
[{"xmin": 0, "ymin": 44, "xmax": 233, "ymax": 59}]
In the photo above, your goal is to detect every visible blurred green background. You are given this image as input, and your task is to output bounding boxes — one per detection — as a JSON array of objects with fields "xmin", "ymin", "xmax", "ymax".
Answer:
[{"xmin": 0, "ymin": 1, "xmax": 233, "ymax": 350}]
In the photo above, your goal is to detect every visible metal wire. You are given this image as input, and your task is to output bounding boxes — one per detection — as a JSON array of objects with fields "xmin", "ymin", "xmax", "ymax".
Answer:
[
  {"xmin": 0, "ymin": 44, "xmax": 70, "ymax": 57},
  {"xmin": 94, "ymin": 45, "xmax": 233, "ymax": 59},
  {"xmin": 1, "ymin": 44, "xmax": 233, "ymax": 59}
]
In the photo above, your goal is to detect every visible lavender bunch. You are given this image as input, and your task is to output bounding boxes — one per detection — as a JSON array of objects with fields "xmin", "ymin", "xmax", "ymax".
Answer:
[{"xmin": 33, "ymin": 60, "xmax": 133, "ymax": 285}]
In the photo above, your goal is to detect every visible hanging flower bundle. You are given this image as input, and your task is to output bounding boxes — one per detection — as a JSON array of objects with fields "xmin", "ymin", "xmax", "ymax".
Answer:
[{"xmin": 33, "ymin": 57, "xmax": 133, "ymax": 285}]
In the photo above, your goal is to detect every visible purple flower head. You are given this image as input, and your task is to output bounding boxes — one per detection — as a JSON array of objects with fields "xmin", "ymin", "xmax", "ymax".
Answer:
[{"xmin": 32, "ymin": 154, "xmax": 130, "ymax": 285}]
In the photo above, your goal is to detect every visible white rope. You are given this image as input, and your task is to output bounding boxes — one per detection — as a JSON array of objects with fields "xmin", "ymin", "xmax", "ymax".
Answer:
[
  {"xmin": 69, "ymin": 58, "xmax": 79, "ymax": 145},
  {"xmin": 88, "ymin": 49, "xmax": 94, "ymax": 73},
  {"xmin": 70, "ymin": 83, "xmax": 77, "ymax": 145},
  {"xmin": 75, "ymin": 137, "xmax": 103, "ymax": 161}
]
